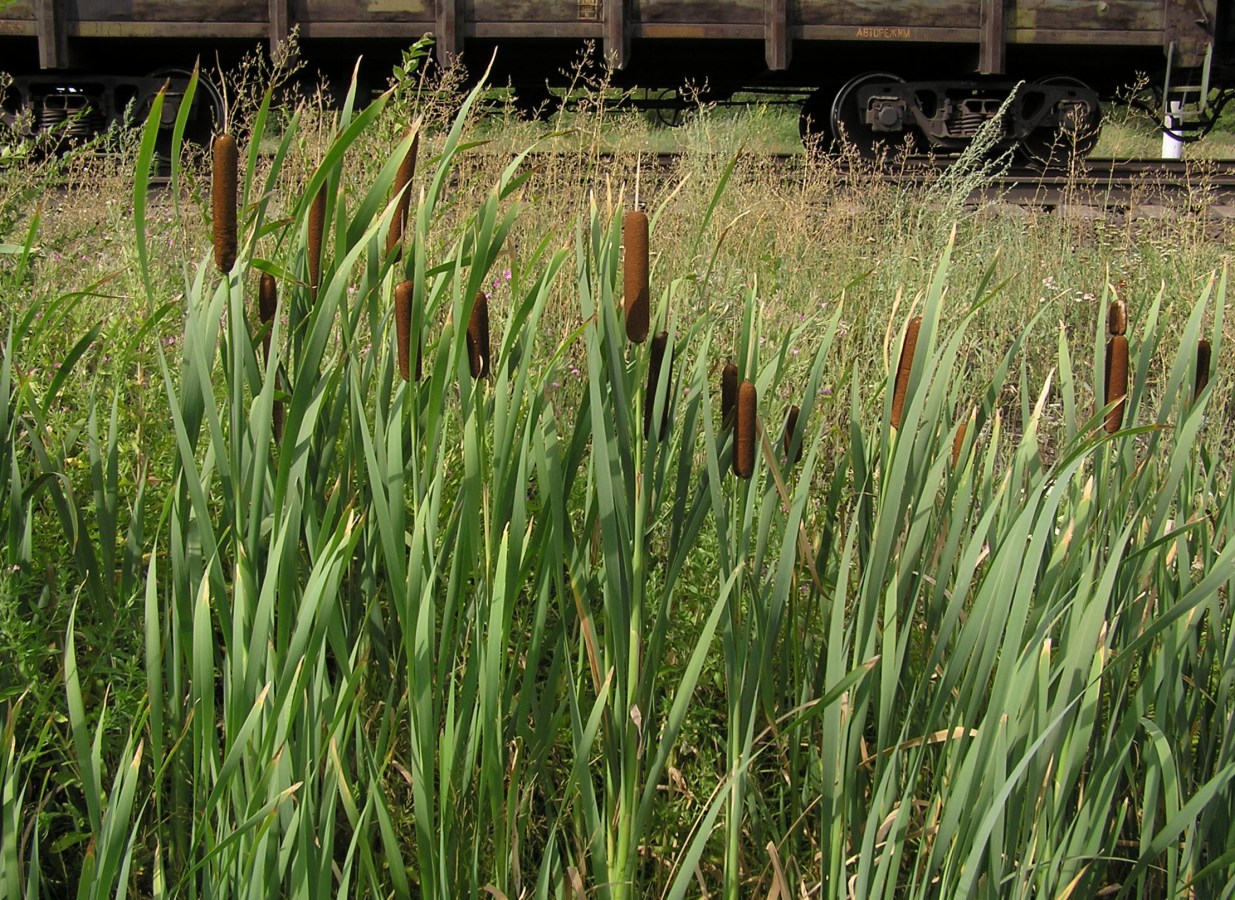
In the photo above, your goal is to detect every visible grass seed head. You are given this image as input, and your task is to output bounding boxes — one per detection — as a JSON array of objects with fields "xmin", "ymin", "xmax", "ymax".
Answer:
[
  {"xmin": 783, "ymin": 404, "xmax": 802, "ymax": 464},
  {"xmin": 1105, "ymin": 335, "xmax": 1129, "ymax": 433},
  {"xmin": 735, "ymin": 380, "xmax": 757, "ymax": 479},
  {"xmin": 395, "ymin": 280, "xmax": 414, "ymax": 382},
  {"xmin": 212, "ymin": 133, "xmax": 238, "ymax": 275},
  {"xmin": 1196, "ymin": 338, "xmax": 1212, "ymax": 402},
  {"xmin": 623, "ymin": 210, "xmax": 649, "ymax": 344},
  {"xmin": 386, "ymin": 130, "xmax": 419, "ymax": 257},
  {"xmin": 891, "ymin": 315, "xmax": 922, "ymax": 429},
  {"xmin": 644, "ymin": 331, "xmax": 673, "ymax": 441},
  {"xmin": 1108, "ymin": 300, "xmax": 1127, "ymax": 336},
  {"xmin": 467, "ymin": 291, "xmax": 491, "ymax": 379},
  {"xmin": 721, "ymin": 361, "xmax": 738, "ymax": 429},
  {"xmin": 258, "ymin": 273, "xmax": 277, "ymax": 362}
]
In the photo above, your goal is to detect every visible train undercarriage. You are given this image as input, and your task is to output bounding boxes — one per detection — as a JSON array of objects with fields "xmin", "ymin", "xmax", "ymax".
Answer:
[
  {"xmin": 0, "ymin": 43, "xmax": 1225, "ymax": 166},
  {"xmin": 799, "ymin": 73, "xmax": 1102, "ymax": 162}
]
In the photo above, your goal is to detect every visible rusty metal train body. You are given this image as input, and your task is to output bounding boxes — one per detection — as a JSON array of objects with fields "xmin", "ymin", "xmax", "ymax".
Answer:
[{"xmin": 2, "ymin": 0, "xmax": 1234, "ymax": 155}]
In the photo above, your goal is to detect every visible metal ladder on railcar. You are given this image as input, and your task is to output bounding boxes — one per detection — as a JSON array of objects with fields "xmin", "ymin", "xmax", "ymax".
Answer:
[{"xmin": 1162, "ymin": 41, "xmax": 1219, "ymax": 139}]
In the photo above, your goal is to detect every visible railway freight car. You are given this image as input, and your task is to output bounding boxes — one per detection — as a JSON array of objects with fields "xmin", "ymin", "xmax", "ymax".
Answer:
[{"xmin": 2, "ymin": 0, "xmax": 1234, "ymax": 157}]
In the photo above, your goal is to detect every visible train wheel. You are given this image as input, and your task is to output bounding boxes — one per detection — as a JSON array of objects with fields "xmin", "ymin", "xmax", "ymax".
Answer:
[
  {"xmin": 145, "ymin": 67, "xmax": 223, "ymax": 142},
  {"xmin": 1019, "ymin": 76, "xmax": 1101, "ymax": 167},
  {"xmin": 830, "ymin": 72, "xmax": 911, "ymax": 159}
]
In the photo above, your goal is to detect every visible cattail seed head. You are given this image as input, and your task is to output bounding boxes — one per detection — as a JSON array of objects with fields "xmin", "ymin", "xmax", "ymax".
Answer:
[
  {"xmin": 258, "ymin": 273, "xmax": 277, "ymax": 362},
  {"xmin": 734, "ymin": 380, "xmax": 757, "ymax": 479},
  {"xmin": 395, "ymin": 280, "xmax": 413, "ymax": 382},
  {"xmin": 272, "ymin": 380, "xmax": 284, "ymax": 443},
  {"xmin": 212, "ymin": 133, "xmax": 238, "ymax": 275},
  {"xmin": 891, "ymin": 316, "xmax": 922, "ymax": 429},
  {"xmin": 783, "ymin": 404, "xmax": 802, "ymax": 464},
  {"xmin": 1104, "ymin": 335, "xmax": 1129, "ymax": 434},
  {"xmin": 623, "ymin": 210, "xmax": 649, "ymax": 344},
  {"xmin": 308, "ymin": 183, "xmax": 326, "ymax": 298},
  {"xmin": 386, "ymin": 131, "xmax": 419, "ymax": 258},
  {"xmin": 952, "ymin": 420, "xmax": 968, "ymax": 467},
  {"xmin": 1108, "ymin": 300, "xmax": 1127, "ymax": 336},
  {"xmin": 467, "ymin": 291, "xmax": 491, "ymax": 379},
  {"xmin": 644, "ymin": 331, "xmax": 673, "ymax": 440},
  {"xmin": 1195, "ymin": 339, "xmax": 1211, "ymax": 402},
  {"xmin": 721, "ymin": 361, "xmax": 739, "ymax": 429}
]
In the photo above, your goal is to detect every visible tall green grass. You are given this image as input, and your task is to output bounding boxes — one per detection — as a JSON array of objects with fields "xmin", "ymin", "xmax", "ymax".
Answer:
[{"xmin": 2, "ymin": 53, "xmax": 1234, "ymax": 897}]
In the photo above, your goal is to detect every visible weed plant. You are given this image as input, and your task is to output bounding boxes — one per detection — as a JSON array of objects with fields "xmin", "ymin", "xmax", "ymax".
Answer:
[{"xmin": 2, "ymin": 45, "xmax": 1235, "ymax": 897}]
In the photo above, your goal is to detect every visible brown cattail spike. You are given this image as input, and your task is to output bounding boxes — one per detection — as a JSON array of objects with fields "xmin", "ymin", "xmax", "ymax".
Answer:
[
  {"xmin": 734, "ymin": 381, "xmax": 757, "ymax": 479},
  {"xmin": 644, "ymin": 331, "xmax": 673, "ymax": 441},
  {"xmin": 1108, "ymin": 300, "xmax": 1127, "ymax": 337},
  {"xmin": 395, "ymin": 280, "xmax": 413, "ymax": 382},
  {"xmin": 258, "ymin": 273, "xmax": 277, "ymax": 362},
  {"xmin": 952, "ymin": 421, "xmax": 968, "ymax": 467},
  {"xmin": 212, "ymin": 133, "xmax": 238, "ymax": 275},
  {"xmin": 721, "ymin": 361, "xmax": 739, "ymax": 429},
  {"xmin": 1195, "ymin": 339, "xmax": 1211, "ymax": 402},
  {"xmin": 467, "ymin": 291, "xmax": 491, "ymax": 379},
  {"xmin": 272, "ymin": 377, "xmax": 284, "ymax": 443},
  {"xmin": 1104, "ymin": 335, "xmax": 1129, "ymax": 434},
  {"xmin": 386, "ymin": 131, "xmax": 420, "ymax": 258},
  {"xmin": 783, "ymin": 405, "xmax": 802, "ymax": 464},
  {"xmin": 623, "ymin": 210, "xmax": 650, "ymax": 344},
  {"xmin": 890, "ymin": 316, "xmax": 922, "ymax": 429},
  {"xmin": 308, "ymin": 183, "xmax": 326, "ymax": 298}
]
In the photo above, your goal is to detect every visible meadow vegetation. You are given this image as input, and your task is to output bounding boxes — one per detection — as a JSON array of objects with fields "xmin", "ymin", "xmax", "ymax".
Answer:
[{"xmin": 2, "ymin": 43, "xmax": 1235, "ymax": 896}]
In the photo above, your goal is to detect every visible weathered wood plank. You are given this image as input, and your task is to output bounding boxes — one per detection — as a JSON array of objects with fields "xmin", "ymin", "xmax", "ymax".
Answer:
[
  {"xmin": 292, "ymin": 0, "xmax": 431, "ymax": 24},
  {"xmin": 765, "ymin": 0, "xmax": 789, "ymax": 70},
  {"xmin": 35, "ymin": 0, "xmax": 70, "ymax": 68},
  {"xmin": 269, "ymin": 0, "xmax": 289, "ymax": 53},
  {"xmin": 1011, "ymin": 0, "xmax": 1160, "ymax": 33},
  {"xmin": 639, "ymin": 0, "xmax": 761, "ymax": 25},
  {"xmin": 0, "ymin": 1, "xmax": 35, "ymax": 22},
  {"xmin": 125, "ymin": 1, "xmax": 264, "ymax": 21},
  {"xmin": 436, "ymin": 0, "xmax": 462, "ymax": 66},
  {"xmin": 979, "ymin": 0, "xmax": 1004, "ymax": 74},
  {"xmin": 604, "ymin": 0, "xmax": 628, "ymax": 68}
]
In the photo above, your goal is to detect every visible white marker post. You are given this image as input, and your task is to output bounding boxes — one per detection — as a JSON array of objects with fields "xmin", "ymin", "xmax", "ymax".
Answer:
[{"xmin": 1162, "ymin": 100, "xmax": 1183, "ymax": 159}]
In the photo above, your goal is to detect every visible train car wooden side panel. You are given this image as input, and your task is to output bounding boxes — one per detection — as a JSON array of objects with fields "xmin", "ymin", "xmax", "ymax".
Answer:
[{"xmin": 0, "ymin": 0, "xmax": 1217, "ymax": 55}]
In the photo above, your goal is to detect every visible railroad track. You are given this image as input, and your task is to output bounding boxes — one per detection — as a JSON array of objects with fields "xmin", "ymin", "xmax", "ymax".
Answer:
[
  {"xmin": 867, "ymin": 157, "xmax": 1235, "ymax": 210},
  {"xmin": 138, "ymin": 151, "xmax": 1235, "ymax": 214},
  {"xmin": 546, "ymin": 152, "xmax": 1235, "ymax": 213}
]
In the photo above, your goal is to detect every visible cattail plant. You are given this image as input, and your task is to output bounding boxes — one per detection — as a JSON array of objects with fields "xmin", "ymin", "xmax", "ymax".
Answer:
[
  {"xmin": 623, "ymin": 210, "xmax": 649, "ymax": 344},
  {"xmin": 952, "ymin": 420, "xmax": 968, "ymax": 466},
  {"xmin": 257, "ymin": 274, "xmax": 283, "ymax": 441},
  {"xmin": 271, "ymin": 383, "xmax": 284, "ymax": 442},
  {"xmin": 721, "ymin": 361, "xmax": 738, "ymax": 429},
  {"xmin": 734, "ymin": 380, "xmax": 757, "ymax": 479},
  {"xmin": 308, "ymin": 183, "xmax": 326, "ymax": 298},
  {"xmin": 891, "ymin": 315, "xmax": 922, "ymax": 429},
  {"xmin": 258, "ymin": 273, "xmax": 278, "ymax": 362},
  {"xmin": 467, "ymin": 290, "xmax": 491, "ymax": 379},
  {"xmin": 1195, "ymin": 338, "xmax": 1211, "ymax": 402},
  {"xmin": 644, "ymin": 331, "xmax": 673, "ymax": 440},
  {"xmin": 212, "ymin": 133, "xmax": 238, "ymax": 275},
  {"xmin": 1108, "ymin": 299, "xmax": 1127, "ymax": 337},
  {"xmin": 386, "ymin": 130, "xmax": 420, "ymax": 258},
  {"xmin": 783, "ymin": 404, "xmax": 802, "ymax": 464},
  {"xmin": 1104, "ymin": 335, "xmax": 1129, "ymax": 433},
  {"xmin": 395, "ymin": 280, "xmax": 414, "ymax": 382}
]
